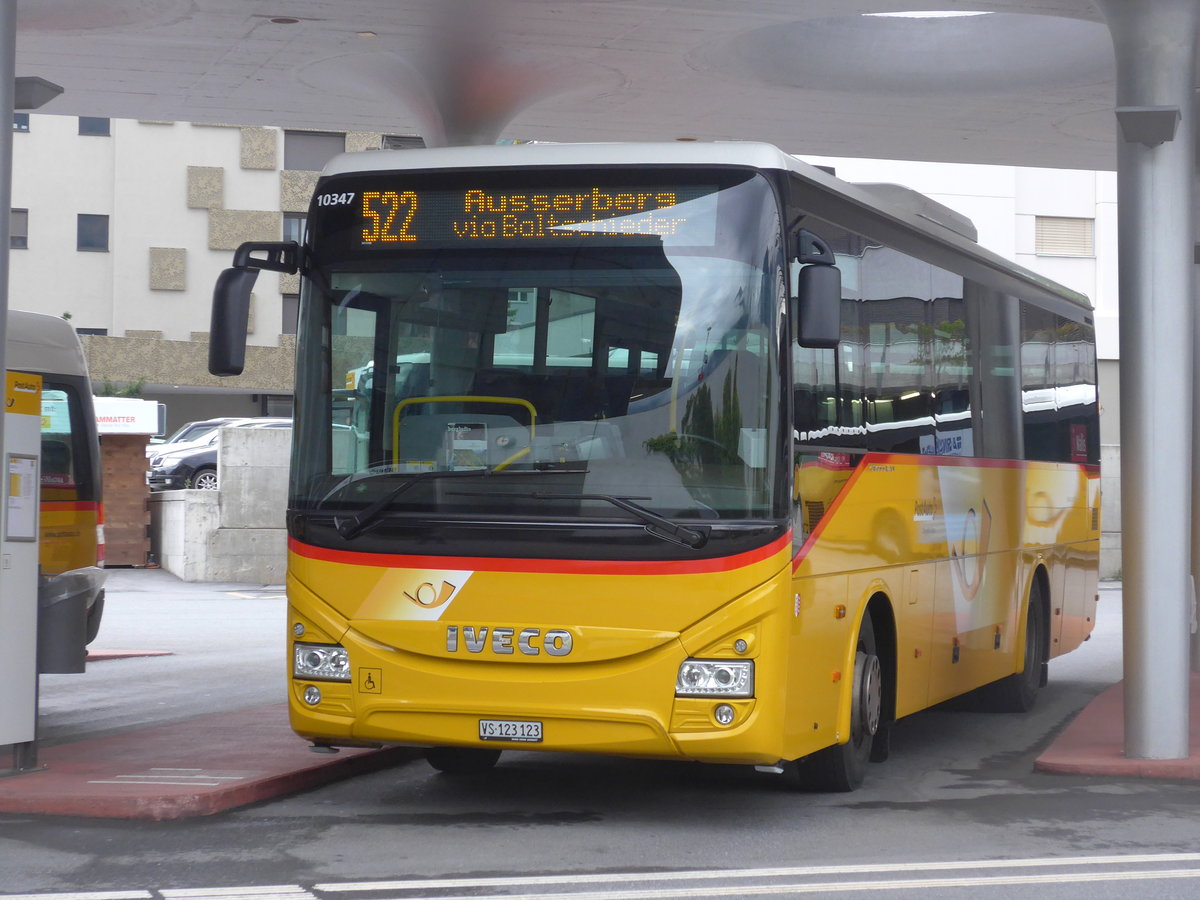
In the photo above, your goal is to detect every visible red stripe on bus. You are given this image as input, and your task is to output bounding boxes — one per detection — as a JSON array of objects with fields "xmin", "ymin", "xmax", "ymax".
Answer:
[
  {"xmin": 792, "ymin": 455, "xmax": 870, "ymax": 572},
  {"xmin": 39, "ymin": 500, "xmax": 101, "ymax": 512},
  {"xmin": 865, "ymin": 452, "xmax": 1099, "ymax": 473},
  {"xmin": 289, "ymin": 532, "xmax": 792, "ymax": 576}
]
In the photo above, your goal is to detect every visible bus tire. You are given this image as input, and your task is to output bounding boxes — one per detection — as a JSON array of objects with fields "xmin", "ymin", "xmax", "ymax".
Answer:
[
  {"xmin": 978, "ymin": 578, "xmax": 1047, "ymax": 713},
  {"xmin": 784, "ymin": 614, "xmax": 883, "ymax": 792},
  {"xmin": 85, "ymin": 589, "xmax": 105, "ymax": 645},
  {"xmin": 426, "ymin": 747, "xmax": 502, "ymax": 775}
]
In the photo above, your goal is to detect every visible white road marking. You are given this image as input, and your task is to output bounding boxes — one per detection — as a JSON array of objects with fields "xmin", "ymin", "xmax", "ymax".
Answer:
[
  {"xmin": 87, "ymin": 768, "xmax": 248, "ymax": 787},
  {"xmin": 162, "ymin": 889, "xmax": 314, "ymax": 900},
  {"xmin": 8, "ymin": 854, "xmax": 1200, "ymax": 900},
  {"xmin": 314, "ymin": 851, "xmax": 1200, "ymax": 892}
]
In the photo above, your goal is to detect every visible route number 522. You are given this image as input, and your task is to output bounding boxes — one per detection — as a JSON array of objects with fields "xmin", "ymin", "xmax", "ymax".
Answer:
[{"xmin": 362, "ymin": 190, "xmax": 418, "ymax": 243}]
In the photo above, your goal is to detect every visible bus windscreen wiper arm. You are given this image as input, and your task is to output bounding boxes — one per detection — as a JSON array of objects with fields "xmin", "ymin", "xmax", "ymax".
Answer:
[
  {"xmin": 530, "ymin": 492, "xmax": 708, "ymax": 549},
  {"xmin": 332, "ymin": 468, "xmax": 498, "ymax": 540}
]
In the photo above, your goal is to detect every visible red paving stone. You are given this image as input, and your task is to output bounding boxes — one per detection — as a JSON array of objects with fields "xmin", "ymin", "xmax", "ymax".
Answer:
[
  {"xmin": 1035, "ymin": 674, "xmax": 1200, "ymax": 779},
  {"xmin": 0, "ymin": 704, "xmax": 412, "ymax": 820}
]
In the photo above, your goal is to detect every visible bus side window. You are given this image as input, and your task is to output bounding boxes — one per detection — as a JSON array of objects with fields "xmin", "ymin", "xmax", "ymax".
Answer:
[
  {"xmin": 41, "ymin": 438, "xmax": 76, "ymax": 494},
  {"xmin": 42, "ymin": 439, "xmax": 71, "ymax": 476}
]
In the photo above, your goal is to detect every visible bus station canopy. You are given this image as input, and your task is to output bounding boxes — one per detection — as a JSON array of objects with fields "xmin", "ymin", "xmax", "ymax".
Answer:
[{"xmin": 17, "ymin": 0, "xmax": 1118, "ymax": 169}]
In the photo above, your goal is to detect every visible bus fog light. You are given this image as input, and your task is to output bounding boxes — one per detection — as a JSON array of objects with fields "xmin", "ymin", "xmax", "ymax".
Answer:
[
  {"xmin": 303, "ymin": 685, "xmax": 322, "ymax": 705},
  {"xmin": 675, "ymin": 659, "xmax": 754, "ymax": 697},
  {"xmin": 714, "ymin": 704, "xmax": 736, "ymax": 726},
  {"xmin": 294, "ymin": 642, "xmax": 351, "ymax": 681}
]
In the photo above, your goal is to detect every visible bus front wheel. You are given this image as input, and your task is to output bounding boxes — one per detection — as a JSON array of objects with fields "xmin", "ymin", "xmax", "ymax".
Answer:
[
  {"xmin": 426, "ymin": 747, "xmax": 502, "ymax": 775},
  {"xmin": 784, "ymin": 614, "xmax": 884, "ymax": 792}
]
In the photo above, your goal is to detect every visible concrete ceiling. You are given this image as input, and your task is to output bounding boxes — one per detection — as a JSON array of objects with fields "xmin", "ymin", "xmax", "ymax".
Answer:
[{"xmin": 16, "ymin": 1, "xmax": 1122, "ymax": 169}]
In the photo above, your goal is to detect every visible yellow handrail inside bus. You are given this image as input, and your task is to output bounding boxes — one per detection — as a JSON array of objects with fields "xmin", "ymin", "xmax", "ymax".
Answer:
[{"xmin": 392, "ymin": 395, "xmax": 538, "ymax": 471}]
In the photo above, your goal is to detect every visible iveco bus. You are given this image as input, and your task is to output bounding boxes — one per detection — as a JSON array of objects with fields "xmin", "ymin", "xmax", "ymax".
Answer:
[{"xmin": 210, "ymin": 142, "xmax": 1098, "ymax": 790}]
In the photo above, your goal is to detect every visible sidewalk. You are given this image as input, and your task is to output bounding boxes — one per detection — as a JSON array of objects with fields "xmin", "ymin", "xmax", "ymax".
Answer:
[
  {"xmin": 0, "ymin": 703, "xmax": 414, "ymax": 820},
  {"xmin": 1034, "ymin": 673, "xmax": 1200, "ymax": 779}
]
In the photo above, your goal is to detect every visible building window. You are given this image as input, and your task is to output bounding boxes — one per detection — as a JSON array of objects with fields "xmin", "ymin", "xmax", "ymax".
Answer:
[
  {"xmin": 74, "ymin": 327, "xmax": 108, "ymax": 336},
  {"xmin": 283, "ymin": 130, "xmax": 344, "ymax": 171},
  {"xmin": 282, "ymin": 294, "xmax": 300, "ymax": 335},
  {"xmin": 382, "ymin": 134, "xmax": 426, "ymax": 150},
  {"xmin": 12, "ymin": 113, "xmax": 28, "ymax": 132},
  {"xmin": 78, "ymin": 116, "xmax": 111, "ymax": 136},
  {"xmin": 11, "ymin": 208, "xmax": 27, "ymax": 249},
  {"xmin": 283, "ymin": 213, "xmax": 306, "ymax": 244},
  {"xmin": 77, "ymin": 214, "xmax": 109, "ymax": 252},
  {"xmin": 262, "ymin": 394, "xmax": 293, "ymax": 417},
  {"xmin": 1035, "ymin": 216, "xmax": 1094, "ymax": 257}
]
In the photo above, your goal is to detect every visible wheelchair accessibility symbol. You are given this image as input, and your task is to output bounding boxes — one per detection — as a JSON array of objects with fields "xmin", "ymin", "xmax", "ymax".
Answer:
[{"xmin": 359, "ymin": 668, "xmax": 382, "ymax": 694}]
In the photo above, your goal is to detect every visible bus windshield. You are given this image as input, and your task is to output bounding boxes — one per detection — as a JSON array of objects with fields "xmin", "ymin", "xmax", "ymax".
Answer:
[{"xmin": 291, "ymin": 169, "xmax": 783, "ymax": 527}]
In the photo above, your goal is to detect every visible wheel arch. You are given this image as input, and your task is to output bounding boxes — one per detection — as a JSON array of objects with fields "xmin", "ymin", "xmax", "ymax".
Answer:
[{"xmin": 837, "ymin": 591, "xmax": 897, "ymax": 739}]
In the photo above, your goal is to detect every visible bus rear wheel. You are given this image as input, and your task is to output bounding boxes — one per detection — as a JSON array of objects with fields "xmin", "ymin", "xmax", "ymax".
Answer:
[
  {"xmin": 426, "ymin": 747, "xmax": 502, "ymax": 775},
  {"xmin": 977, "ymin": 580, "xmax": 1047, "ymax": 713},
  {"xmin": 784, "ymin": 614, "xmax": 884, "ymax": 792}
]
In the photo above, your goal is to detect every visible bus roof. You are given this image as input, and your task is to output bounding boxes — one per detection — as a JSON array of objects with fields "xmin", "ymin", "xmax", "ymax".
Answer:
[
  {"xmin": 6, "ymin": 309, "xmax": 90, "ymax": 379},
  {"xmin": 319, "ymin": 140, "xmax": 1093, "ymax": 315},
  {"xmin": 321, "ymin": 141, "xmax": 799, "ymax": 177}
]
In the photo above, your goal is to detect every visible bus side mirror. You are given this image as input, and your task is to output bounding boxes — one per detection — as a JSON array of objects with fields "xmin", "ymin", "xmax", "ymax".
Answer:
[
  {"xmin": 209, "ymin": 241, "xmax": 303, "ymax": 376},
  {"xmin": 209, "ymin": 266, "xmax": 258, "ymax": 376},
  {"xmin": 233, "ymin": 241, "xmax": 300, "ymax": 273},
  {"xmin": 792, "ymin": 229, "xmax": 841, "ymax": 349},
  {"xmin": 795, "ymin": 264, "xmax": 841, "ymax": 350}
]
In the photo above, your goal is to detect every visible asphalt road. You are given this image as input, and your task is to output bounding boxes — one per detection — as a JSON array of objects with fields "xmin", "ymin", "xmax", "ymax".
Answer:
[{"xmin": 6, "ymin": 571, "xmax": 1200, "ymax": 899}]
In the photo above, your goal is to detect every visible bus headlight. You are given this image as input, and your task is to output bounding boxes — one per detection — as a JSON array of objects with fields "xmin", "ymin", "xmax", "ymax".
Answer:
[
  {"xmin": 293, "ymin": 642, "xmax": 351, "ymax": 681},
  {"xmin": 675, "ymin": 659, "xmax": 754, "ymax": 698}
]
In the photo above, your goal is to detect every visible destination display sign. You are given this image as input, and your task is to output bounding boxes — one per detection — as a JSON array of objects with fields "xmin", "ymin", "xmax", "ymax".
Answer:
[{"xmin": 312, "ymin": 181, "xmax": 719, "ymax": 248}]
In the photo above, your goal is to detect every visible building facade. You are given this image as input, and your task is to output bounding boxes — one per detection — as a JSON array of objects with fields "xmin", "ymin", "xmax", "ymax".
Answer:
[{"xmin": 10, "ymin": 115, "xmax": 422, "ymax": 426}]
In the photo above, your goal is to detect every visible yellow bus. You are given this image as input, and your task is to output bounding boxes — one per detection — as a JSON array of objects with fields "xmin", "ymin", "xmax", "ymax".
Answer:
[
  {"xmin": 211, "ymin": 142, "xmax": 1099, "ymax": 790},
  {"xmin": 6, "ymin": 309, "xmax": 106, "ymax": 662}
]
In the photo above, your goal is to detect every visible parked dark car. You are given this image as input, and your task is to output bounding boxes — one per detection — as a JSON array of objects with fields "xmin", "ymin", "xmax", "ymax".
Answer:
[
  {"xmin": 148, "ymin": 419, "xmax": 291, "ymax": 490},
  {"xmin": 148, "ymin": 416, "xmax": 250, "ymax": 452}
]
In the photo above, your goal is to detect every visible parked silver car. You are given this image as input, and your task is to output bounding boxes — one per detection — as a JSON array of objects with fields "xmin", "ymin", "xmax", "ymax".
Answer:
[{"xmin": 148, "ymin": 418, "xmax": 291, "ymax": 490}]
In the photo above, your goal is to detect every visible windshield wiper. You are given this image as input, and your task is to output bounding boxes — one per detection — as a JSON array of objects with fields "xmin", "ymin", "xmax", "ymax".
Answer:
[
  {"xmin": 329, "ymin": 468, "xmax": 500, "ymax": 540},
  {"xmin": 530, "ymin": 491, "xmax": 708, "ymax": 549}
]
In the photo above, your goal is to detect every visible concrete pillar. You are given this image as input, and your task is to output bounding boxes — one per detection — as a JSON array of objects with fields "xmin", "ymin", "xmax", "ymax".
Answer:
[
  {"xmin": 0, "ymin": 0, "xmax": 14, "ymax": 469},
  {"xmin": 1098, "ymin": 0, "xmax": 1198, "ymax": 759}
]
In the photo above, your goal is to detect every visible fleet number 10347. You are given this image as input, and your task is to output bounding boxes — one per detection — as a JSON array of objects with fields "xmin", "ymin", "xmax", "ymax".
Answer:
[{"xmin": 316, "ymin": 192, "xmax": 356, "ymax": 206}]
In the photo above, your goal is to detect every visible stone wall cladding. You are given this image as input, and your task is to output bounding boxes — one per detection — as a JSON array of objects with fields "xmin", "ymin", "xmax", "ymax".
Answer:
[
  {"xmin": 149, "ymin": 247, "xmax": 186, "ymax": 291},
  {"xmin": 82, "ymin": 333, "xmax": 295, "ymax": 393},
  {"xmin": 280, "ymin": 169, "xmax": 320, "ymax": 213},
  {"xmin": 187, "ymin": 166, "xmax": 224, "ymax": 209},
  {"xmin": 345, "ymin": 132, "xmax": 382, "ymax": 153},
  {"xmin": 209, "ymin": 209, "xmax": 282, "ymax": 250},
  {"xmin": 239, "ymin": 125, "xmax": 278, "ymax": 170}
]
